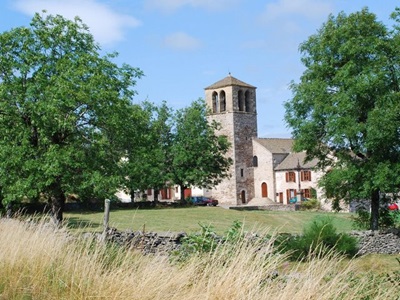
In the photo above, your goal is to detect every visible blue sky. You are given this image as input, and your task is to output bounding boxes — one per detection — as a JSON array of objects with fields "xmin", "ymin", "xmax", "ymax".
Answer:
[{"xmin": 0, "ymin": 0, "xmax": 398, "ymax": 138}]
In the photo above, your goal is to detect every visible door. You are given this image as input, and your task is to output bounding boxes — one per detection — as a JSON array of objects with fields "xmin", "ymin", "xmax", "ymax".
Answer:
[{"xmin": 261, "ymin": 183, "xmax": 268, "ymax": 198}]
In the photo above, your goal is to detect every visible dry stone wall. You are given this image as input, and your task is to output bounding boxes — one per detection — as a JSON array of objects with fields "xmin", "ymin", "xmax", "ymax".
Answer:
[{"xmin": 101, "ymin": 227, "xmax": 400, "ymax": 256}]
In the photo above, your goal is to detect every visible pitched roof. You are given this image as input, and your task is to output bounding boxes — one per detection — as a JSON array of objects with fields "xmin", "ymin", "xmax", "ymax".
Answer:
[
  {"xmin": 205, "ymin": 73, "xmax": 256, "ymax": 90},
  {"xmin": 254, "ymin": 138, "xmax": 294, "ymax": 154},
  {"xmin": 275, "ymin": 152, "xmax": 319, "ymax": 171}
]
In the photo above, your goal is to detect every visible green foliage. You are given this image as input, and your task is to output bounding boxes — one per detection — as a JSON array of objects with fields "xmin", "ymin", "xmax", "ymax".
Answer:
[
  {"xmin": 352, "ymin": 208, "xmax": 400, "ymax": 230},
  {"xmin": 172, "ymin": 221, "xmax": 244, "ymax": 262},
  {"xmin": 122, "ymin": 101, "xmax": 174, "ymax": 197},
  {"xmin": 0, "ymin": 12, "xmax": 143, "ymax": 222},
  {"xmin": 223, "ymin": 220, "xmax": 244, "ymax": 243},
  {"xmin": 170, "ymin": 99, "xmax": 232, "ymax": 200},
  {"xmin": 284, "ymin": 8, "xmax": 400, "ymax": 230},
  {"xmin": 276, "ymin": 217, "xmax": 358, "ymax": 261},
  {"xmin": 300, "ymin": 198, "xmax": 321, "ymax": 211},
  {"xmin": 173, "ymin": 223, "xmax": 219, "ymax": 261}
]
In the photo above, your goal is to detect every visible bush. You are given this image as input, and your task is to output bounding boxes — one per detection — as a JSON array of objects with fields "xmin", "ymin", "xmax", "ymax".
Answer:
[
  {"xmin": 276, "ymin": 217, "xmax": 358, "ymax": 261},
  {"xmin": 172, "ymin": 221, "xmax": 245, "ymax": 262},
  {"xmin": 300, "ymin": 198, "xmax": 321, "ymax": 211}
]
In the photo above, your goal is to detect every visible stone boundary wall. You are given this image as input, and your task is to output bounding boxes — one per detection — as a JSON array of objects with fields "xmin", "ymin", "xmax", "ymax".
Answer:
[
  {"xmin": 350, "ymin": 229, "xmax": 400, "ymax": 255},
  {"xmin": 229, "ymin": 204, "xmax": 296, "ymax": 212},
  {"xmin": 101, "ymin": 227, "xmax": 400, "ymax": 256}
]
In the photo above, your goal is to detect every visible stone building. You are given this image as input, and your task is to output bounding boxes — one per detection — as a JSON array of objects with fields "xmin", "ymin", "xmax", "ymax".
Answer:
[
  {"xmin": 117, "ymin": 74, "xmax": 326, "ymax": 207},
  {"xmin": 204, "ymin": 74, "xmax": 325, "ymax": 206}
]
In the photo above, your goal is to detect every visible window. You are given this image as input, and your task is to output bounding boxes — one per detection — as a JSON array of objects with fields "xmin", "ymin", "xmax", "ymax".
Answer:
[
  {"xmin": 303, "ymin": 189, "xmax": 311, "ymax": 198},
  {"xmin": 301, "ymin": 170, "xmax": 311, "ymax": 181},
  {"xmin": 245, "ymin": 90, "xmax": 250, "ymax": 112},
  {"xmin": 147, "ymin": 189, "xmax": 152, "ymax": 196},
  {"xmin": 212, "ymin": 91, "xmax": 219, "ymax": 113},
  {"xmin": 240, "ymin": 168, "xmax": 244, "ymax": 177},
  {"xmin": 252, "ymin": 156, "xmax": 258, "ymax": 167},
  {"xmin": 285, "ymin": 171, "xmax": 296, "ymax": 182},
  {"xmin": 238, "ymin": 90, "xmax": 244, "ymax": 111},
  {"xmin": 220, "ymin": 90, "xmax": 226, "ymax": 112}
]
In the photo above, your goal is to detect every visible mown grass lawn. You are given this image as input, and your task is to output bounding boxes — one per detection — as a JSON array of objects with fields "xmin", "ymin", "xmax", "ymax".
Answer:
[{"xmin": 64, "ymin": 206, "xmax": 355, "ymax": 234}]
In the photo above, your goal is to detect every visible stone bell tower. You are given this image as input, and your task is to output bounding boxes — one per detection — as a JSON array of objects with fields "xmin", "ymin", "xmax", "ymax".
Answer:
[{"xmin": 205, "ymin": 74, "xmax": 257, "ymax": 205}]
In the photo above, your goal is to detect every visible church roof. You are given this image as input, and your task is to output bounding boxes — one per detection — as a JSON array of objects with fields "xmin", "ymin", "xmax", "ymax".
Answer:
[
  {"xmin": 254, "ymin": 138, "xmax": 294, "ymax": 154},
  {"xmin": 275, "ymin": 152, "xmax": 319, "ymax": 171},
  {"xmin": 205, "ymin": 74, "xmax": 256, "ymax": 90}
]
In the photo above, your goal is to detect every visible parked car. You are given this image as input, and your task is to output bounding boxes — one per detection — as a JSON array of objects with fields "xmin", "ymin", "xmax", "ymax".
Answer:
[
  {"xmin": 204, "ymin": 198, "xmax": 219, "ymax": 206},
  {"xmin": 188, "ymin": 196, "xmax": 218, "ymax": 206}
]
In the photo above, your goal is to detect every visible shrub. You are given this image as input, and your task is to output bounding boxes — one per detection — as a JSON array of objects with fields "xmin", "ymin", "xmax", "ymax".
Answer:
[
  {"xmin": 300, "ymin": 198, "xmax": 321, "ymax": 211},
  {"xmin": 172, "ymin": 221, "xmax": 245, "ymax": 262},
  {"xmin": 276, "ymin": 217, "xmax": 358, "ymax": 261}
]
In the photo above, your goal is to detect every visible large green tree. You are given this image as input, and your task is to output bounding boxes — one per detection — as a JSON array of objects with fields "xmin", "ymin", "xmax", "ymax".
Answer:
[
  {"xmin": 122, "ymin": 101, "xmax": 173, "ymax": 202},
  {"xmin": 170, "ymin": 99, "xmax": 232, "ymax": 201},
  {"xmin": 0, "ymin": 13, "xmax": 143, "ymax": 223},
  {"xmin": 285, "ymin": 8, "xmax": 400, "ymax": 230}
]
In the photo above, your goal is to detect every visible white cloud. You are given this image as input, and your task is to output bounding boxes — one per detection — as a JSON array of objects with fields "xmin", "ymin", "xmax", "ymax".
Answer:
[
  {"xmin": 13, "ymin": 0, "xmax": 141, "ymax": 46},
  {"xmin": 260, "ymin": 0, "xmax": 333, "ymax": 23},
  {"xmin": 162, "ymin": 32, "xmax": 201, "ymax": 50},
  {"xmin": 145, "ymin": 0, "xmax": 240, "ymax": 12}
]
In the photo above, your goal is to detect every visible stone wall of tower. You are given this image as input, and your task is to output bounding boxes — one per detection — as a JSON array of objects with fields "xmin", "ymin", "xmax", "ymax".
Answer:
[
  {"xmin": 232, "ymin": 112, "xmax": 257, "ymax": 204},
  {"xmin": 205, "ymin": 82, "xmax": 258, "ymax": 205},
  {"xmin": 207, "ymin": 112, "xmax": 237, "ymax": 204}
]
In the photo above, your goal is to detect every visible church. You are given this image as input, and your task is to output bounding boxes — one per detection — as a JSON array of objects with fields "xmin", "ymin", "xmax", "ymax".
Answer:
[
  {"xmin": 117, "ymin": 74, "xmax": 326, "ymax": 207},
  {"xmin": 199, "ymin": 73, "xmax": 325, "ymax": 207}
]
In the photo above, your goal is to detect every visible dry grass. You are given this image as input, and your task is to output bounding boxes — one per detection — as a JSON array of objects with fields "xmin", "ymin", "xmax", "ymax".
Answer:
[{"xmin": 0, "ymin": 217, "xmax": 398, "ymax": 300}]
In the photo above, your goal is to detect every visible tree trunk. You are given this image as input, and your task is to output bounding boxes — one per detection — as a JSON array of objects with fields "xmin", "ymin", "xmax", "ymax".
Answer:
[
  {"xmin": 50, "ymin": 179, "xmax": 66, "ymax": 226},
  {"xmin": 180, "ymin": 185, "xmax": 186, "ymax": 203},
  {"xmin": 154, "ymin": 189, "xmax": 159, "ymax": 204},
  {"xmin": 370, "ymin": 189, "xmax": 380, "ymax": 231}
]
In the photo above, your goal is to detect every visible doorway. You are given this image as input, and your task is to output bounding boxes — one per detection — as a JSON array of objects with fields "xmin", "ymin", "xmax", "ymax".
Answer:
[
  {"xmin": 241, "ymin": 190, "xmax": 246, "ymax": 204},
  {"xmin": 261, "ymin": 183, "xmax": 268, "ymax": 198}
]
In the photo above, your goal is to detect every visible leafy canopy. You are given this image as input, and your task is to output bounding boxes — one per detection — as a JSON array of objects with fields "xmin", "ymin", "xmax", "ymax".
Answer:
[
  {"xmin": 0, "ymin": 12, "xmax": 143, "ymax": 221},
  {"xmin": 284, "ymin": 8, "xmax": 400, "ymax": 229},
  {"xmin": 170, "ymin": 99, "xmax": 232, "ymax": 200}
]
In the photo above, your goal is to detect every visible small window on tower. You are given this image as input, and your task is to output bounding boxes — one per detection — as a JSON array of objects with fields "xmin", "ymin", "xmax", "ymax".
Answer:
[
  {"xmin": 252, "ymin": 156, "xmax": 258, "ymax": 167},
  {"xmin": 240, "ymin": 169, "xmax": 244, "ymax": 177}
]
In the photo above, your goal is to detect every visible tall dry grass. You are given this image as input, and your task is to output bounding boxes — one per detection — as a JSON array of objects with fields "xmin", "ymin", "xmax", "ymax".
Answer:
[{"xmin": 0, "ymin": 217, "xmax": 397, "ymax": 299}]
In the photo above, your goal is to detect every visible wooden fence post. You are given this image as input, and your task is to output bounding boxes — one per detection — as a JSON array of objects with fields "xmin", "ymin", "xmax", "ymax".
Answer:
[
  {"xmin": 102, "ymin": 199, "xmax": 111, "ymax": 241},
  {"xmin": 104, "ymin": 199, "xmax": 110, "ymax": 230}
]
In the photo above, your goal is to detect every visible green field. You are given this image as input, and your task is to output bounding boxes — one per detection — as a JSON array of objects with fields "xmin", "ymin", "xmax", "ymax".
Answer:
[{"xmin": 65, "ymin": 206, "xmax": 355, "ymax": 234}]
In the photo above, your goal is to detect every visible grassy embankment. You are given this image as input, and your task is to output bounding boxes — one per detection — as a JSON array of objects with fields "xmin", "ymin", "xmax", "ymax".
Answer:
[{"xmin": 1, "ymin": 217, "xmax": 399, "ymax": 299}]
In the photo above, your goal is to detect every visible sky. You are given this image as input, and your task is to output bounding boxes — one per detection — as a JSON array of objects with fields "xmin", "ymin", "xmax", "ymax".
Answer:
[{"xmin": 0, "ymin": 0, "xmax": 398, "ymax": 138}]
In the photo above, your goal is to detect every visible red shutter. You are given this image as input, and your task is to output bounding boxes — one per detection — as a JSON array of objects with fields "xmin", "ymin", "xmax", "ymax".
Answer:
[{"xmin": 286, "ymin": 172, "xmax": 289, "ymax": 182}]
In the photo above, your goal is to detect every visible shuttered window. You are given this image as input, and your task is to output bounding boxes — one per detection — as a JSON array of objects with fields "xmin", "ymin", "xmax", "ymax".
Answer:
[
  {"xmin": 285, "ymin": 171, "xmax": 296, "ymax": 182},
  {"xmin": 301, "ymin": 170, "xmax": 311, "ymax": 181}
]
